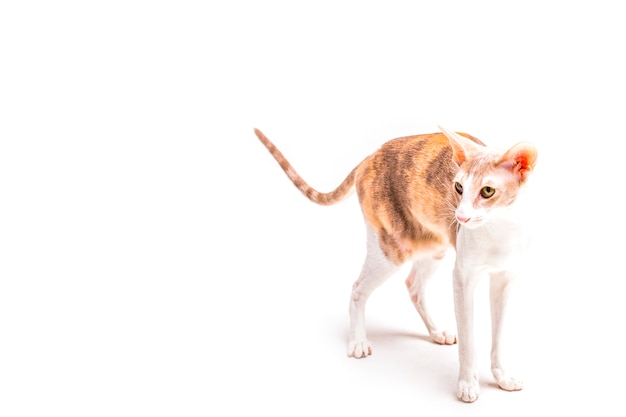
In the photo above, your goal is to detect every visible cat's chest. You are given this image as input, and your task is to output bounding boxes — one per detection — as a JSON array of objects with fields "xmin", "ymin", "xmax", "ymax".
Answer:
[{"xmin": 456, "ymin": 218, "xmax": 530, "ymax": 271}]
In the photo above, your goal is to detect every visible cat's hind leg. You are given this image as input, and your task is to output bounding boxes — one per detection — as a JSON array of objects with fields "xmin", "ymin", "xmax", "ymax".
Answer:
[
  {"xmin": 348, "ymin": 225, "xmax": 399, "ymax": 358},
  {"xmin": 405, "ymin": 253, "xmax": 457, "ymax": 345}
]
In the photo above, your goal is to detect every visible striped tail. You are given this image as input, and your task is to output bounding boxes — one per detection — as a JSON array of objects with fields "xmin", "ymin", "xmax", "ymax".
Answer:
[{"xmin": 254, "ymin": 128, "xmax": 357, "ymax": 206}]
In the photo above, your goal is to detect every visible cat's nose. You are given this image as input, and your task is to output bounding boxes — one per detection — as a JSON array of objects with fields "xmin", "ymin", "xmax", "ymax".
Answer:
[{"xmin": 456, "ymin": 215, "xmax": 471, "ymax": 224}]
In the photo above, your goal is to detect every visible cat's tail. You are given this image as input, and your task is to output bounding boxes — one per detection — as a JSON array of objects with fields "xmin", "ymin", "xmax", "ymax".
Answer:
[{"xmin": 254, "ymin": 128, "xmax": 357, "ymax": 206}]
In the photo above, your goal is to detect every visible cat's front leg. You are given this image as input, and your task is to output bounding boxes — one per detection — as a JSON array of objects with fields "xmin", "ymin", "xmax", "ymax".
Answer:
[
  {"xmin": 490, "ymin": 271, "xmax": 523, "ymax": 392},
  {"xmin": 453, "ymin": 266, "xmax": 480, "ymax": 402}
]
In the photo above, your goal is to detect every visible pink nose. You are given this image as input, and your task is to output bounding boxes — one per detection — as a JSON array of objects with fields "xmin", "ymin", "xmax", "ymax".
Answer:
[{"xmin": 457, "ymin": 215, "xmax": 471, "ymax": 224}]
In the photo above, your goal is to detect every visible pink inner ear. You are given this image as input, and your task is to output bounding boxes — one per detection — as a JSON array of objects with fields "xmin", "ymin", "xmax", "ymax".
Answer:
[
  {"xmin": 449, "ymin": 141, "xmax": 467, "ymax": 165},
  {"xmin": 444, "ymin": 132, "xmax": 479, "ymax": 166},
  {"xmin": 501, "ymin": 142, "xmax": 538, "ymax": 180}
]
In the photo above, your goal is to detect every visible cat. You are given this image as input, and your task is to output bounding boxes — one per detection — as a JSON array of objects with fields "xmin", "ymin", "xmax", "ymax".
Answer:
[{"xmin": 253, "ymin": 126, "xmax": 537, "ymax": 402}]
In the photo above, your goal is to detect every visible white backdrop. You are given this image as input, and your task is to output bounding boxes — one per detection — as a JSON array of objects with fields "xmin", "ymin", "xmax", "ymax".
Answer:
[{"xmin": 1, "ymin": 1, "xmax": 623, "ymax": 416}]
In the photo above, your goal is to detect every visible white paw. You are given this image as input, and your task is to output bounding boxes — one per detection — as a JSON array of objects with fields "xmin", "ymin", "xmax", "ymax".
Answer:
[
  {"xmin": 348, "ymin": 339, "xmax": 372, "ymax": 358},
  {"xmin": 492, "ymin": 368, "xmax": 523, "ymax": 391},
  {"xmin": 430, "ymin": 330, "xmax": 457, "ymax": 345},
  {"xmin": 457, "ymin": 379, "xmax": 479, "ymax": 403}
]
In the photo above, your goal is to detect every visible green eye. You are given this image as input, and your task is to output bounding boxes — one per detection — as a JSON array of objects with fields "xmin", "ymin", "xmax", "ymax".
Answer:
[
  {"xmin": 480, "ymin": 186, "xmax": 495, "ymax": 198},
  {"xmin": 454, "ymin": 182, "xmax": 463, "ymax": 195}
]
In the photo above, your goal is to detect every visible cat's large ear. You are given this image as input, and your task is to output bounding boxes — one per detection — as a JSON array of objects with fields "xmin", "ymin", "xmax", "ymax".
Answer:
[
  {"xmin": 498, "ymin": 142, "xmax": 538, "ymax": 180},
  {"xmin": 438, "ymin": 126, "xmax": 481, "ymax": 165}
]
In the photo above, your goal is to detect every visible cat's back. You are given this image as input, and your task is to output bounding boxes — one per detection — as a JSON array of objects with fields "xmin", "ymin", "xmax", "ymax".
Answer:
[
  {"xmin": 356, "ymin": 132, "xmax": 464, "ymax": 263},
  {"xmin": 356, "ymin": 132, "xmax": 461, "ymax": 204}
]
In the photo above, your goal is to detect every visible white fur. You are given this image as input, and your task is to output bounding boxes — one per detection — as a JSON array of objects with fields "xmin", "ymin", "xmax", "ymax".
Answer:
[
  {"xmin": 454, "ymin": 203, "xmax": 529, "ymax": 402},
  {"xmin": 348, "ymin": 226, "xmax": 457, "ymax": 359},
  {"xmin": 348, "ymin": 225, "xmax": 399, "ymax": 358},
  {"xmin": 455, "ymin": 174, "xmax": 479, "ymax": 226}
]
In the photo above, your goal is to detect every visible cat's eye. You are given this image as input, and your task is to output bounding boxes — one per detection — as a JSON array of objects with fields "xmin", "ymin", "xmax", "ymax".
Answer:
[
  {"xmin": 480, "ymin": 186, "xmax": 495, "ymax": 198},
  {"xmin": 454, "ymin": 182, "xmax": 463, "ymax": 195}
]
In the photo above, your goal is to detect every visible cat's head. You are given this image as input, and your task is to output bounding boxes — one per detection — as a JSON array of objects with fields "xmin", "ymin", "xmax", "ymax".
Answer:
[{"xmin": 439, "ymin": 126, "xmax": 538, "ymax": 229}]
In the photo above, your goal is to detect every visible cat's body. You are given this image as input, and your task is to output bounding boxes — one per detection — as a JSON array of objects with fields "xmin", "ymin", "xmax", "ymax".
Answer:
[{"xmin": 254, "ymin": 127, "xmax": 537, "ymax": 402}]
